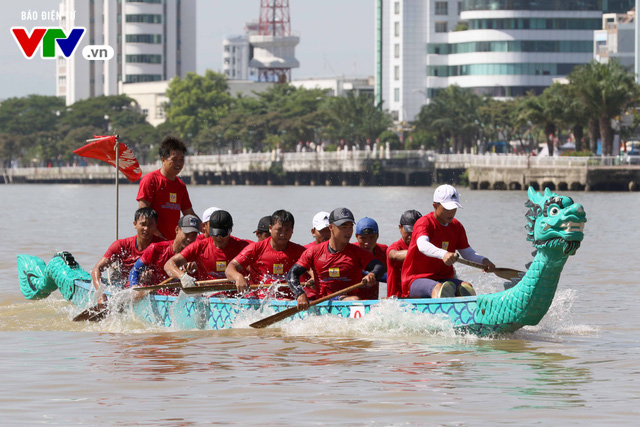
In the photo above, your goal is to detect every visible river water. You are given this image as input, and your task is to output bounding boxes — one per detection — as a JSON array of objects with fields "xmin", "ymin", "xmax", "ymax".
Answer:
[{"xmin": 1, "ymin": 184, "xmax": 638, "ymax": 425}]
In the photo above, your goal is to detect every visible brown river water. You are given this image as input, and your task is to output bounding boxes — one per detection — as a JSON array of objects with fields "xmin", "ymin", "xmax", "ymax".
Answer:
[{"xmin": 1, "ymin": 184, "xmax": 638, "ymax": 425}]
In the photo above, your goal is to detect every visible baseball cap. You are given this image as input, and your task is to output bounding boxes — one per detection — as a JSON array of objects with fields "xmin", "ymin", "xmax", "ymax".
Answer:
[
  {"xmin": 178, "ymin": 215, "xmax": 201, "ymax": 234},
  {"xmin": 355, "ymin": 217, "xmax": 379, "ymax": 235},
  {"xmin": 399, "ymin": 210, "xmax": 422, "ymax": 232},
  {"xmin": 202, "ymin": 207, "xmax": 221, "ymax": 223},
  {"xmin": 328, "ymin": 207, "xmax": 355, "ymax": 226},
  {"xmin": 312, "ymin": 211, "xmax": 330, "ymax": 231},
  {"xmin": 433, "ymin": 184, "xmax": 463, "ymax": 210},
  {"xmin": 209, "ymin": 210, "xmax": 233, "ymax": 237},
  {"xmin": 254, "ymin": 216, "xmax": 271, "ymax": 233}
]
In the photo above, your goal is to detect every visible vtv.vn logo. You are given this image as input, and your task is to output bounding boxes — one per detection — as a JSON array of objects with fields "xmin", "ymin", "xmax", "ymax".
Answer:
[{"xmin": 11, "ymin": 27, "xmax": 114, "ymax": 60}]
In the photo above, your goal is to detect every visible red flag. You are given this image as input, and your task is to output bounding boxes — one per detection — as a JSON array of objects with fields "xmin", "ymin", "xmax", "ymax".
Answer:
[{"xmin": 73, "ymin": 135, "xmax": 142, "ymax": 182}]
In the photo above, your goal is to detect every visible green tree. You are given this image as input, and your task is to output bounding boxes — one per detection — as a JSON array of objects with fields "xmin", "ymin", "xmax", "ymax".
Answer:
[
  {"xmin": 165, "ymin": 70, "xmax": 232, "ymax": 141},
  {"xmin": 516, "ymin": 90, "xmax": 562, "ymax": 155},
  {"xmin": 568, "ymin": 60, "xmax": 640, "ymax": 156}
]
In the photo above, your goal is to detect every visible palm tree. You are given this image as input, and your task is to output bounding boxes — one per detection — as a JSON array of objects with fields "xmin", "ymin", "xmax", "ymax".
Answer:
[
  {"xmin": 516, "ymin": 90, "xmax": 561, "ymax": 156},
  {"xmin": 544, "ymin": 82, "xmax": 589, "ymax": 152},
  {"xmin": 568, "ymin": 60, "xmax": 640, "ymax": 156}
]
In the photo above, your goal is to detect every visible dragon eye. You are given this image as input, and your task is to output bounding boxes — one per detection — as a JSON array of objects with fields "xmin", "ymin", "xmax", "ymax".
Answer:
[{"xmin": 549, "ymin": 206, "xmax": 560, "ymax": 216}]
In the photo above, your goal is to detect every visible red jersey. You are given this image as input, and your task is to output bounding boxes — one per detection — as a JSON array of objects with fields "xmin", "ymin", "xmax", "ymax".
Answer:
[
  {"xmin": 304, "ymin": 241, "xmax": 320, "ymax": 249},
  {"xmin": 181, "ymin": 236, "xmax": 250, "ymax": 280},
  {"xmin": 139, "ymin": 240, "xmax": 178, "ymax": 296},
  {"xmin": 136, "ymin": 169, "xmax": 192, "ymax": 240},
  {"xmin": 296, "ymin": 241, "xmax": 375, "ymax": 298},
  {"xmin": 354, "ymin": 243, "xmax": 388, "ymax": 300},
  {"xmin": 386, "ymin": 238, "xmax": 408, "ymax": 298},
  {"xmin": 103, "ymin": 235, "xmax": 164, "ymax": 282},
  {"xmin": 401, "ymin": 212, "xmax": 470, "ymax": 297}
]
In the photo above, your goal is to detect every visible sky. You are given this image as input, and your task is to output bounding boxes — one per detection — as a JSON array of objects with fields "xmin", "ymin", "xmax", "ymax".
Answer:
[{"xmin": 0, "ymin": 0, "xmax": 374, "ymax": 99}]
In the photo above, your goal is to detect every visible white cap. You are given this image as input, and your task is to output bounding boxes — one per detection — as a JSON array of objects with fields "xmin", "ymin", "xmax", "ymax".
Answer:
[
  {"xmin": 433, "ymin": 185, "xmax": 463, "ymax": 210},
  {"xmin": 202, "ymin": 207, "xmax": 221, "ymax": 223},
  {"xmin": 312, "ymin": 211, "xmax": 330, "ymax": 231}
]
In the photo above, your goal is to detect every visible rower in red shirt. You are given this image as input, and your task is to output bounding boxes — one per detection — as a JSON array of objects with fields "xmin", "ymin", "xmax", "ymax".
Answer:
[
  {"xmin": 90, "ymin": 207, "xmax": 164, "ymax": 304},
  {"xmin": 137, "ymin": 136, "xmax": 197, "ymax": 240},
  {"xmin": 254, "ymin": 215, "xmax": 272, "ymax": 242},
  {"xmin": 287, "ymin": 207, "xmax": 386, "ymax": 310},
  {"xmin": 386, "ymin": 210, "xmax": 422, "ymax": 298},
  {"xmin": 225, "ymin": 210, "xmax": 306, "ymax": 299},
  {"xmin": 354, "ymin": 217, "xmax": 388, "ymax": 300},
  {"xmin": 401, "ymin": 185, "xmax": 495, "ymax": 299},
  {"xmin": 164, "ymin": 210, "xmax": 251, "ymax": 286},
  {"xmin": 196, "ymin": 206, "xmax": 220, "ymax": 240},
  {"xmin": 304, "ymin": 211, "xmax": 330, "ymax": 249},
  {"xmin": 128, "ymin": 215, "xmax": 201, "ymax": 295}
]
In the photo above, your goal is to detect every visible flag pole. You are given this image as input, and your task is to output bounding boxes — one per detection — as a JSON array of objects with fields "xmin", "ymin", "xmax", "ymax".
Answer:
[{"xmin": 114, "ymin": 135, "xmax": 119, "ymax": 240}]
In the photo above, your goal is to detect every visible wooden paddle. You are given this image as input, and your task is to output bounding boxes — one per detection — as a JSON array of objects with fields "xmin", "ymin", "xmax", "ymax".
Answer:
[
  {"xmin": 456, "ymin": 257, "xmax": 524, "ymax": 281},
  {"xmin": 133, "ymin": 277, "xmax": 243, "ymax": 292},
  {"xmin": 249, "ymin": 281, "xmax": 366, "ymax": 329}
]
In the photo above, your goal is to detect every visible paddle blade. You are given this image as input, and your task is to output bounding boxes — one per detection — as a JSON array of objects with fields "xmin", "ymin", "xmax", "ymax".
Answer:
[
  {"xmin": 73, "ymin": 303, "xmax": 108, "ymax": 322},
  {"xmin": 492, "ymin": 268, "xmax": 524, "ymax": 281},
  {"xmin": 249, "ymin": 306, "xmax": 300, "ymax": 329}
]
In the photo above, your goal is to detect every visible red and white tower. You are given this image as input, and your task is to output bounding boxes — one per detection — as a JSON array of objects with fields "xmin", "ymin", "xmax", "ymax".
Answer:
[{"xmin": 249, "ymin": 0, "xmax": 299, "ymax": 83}]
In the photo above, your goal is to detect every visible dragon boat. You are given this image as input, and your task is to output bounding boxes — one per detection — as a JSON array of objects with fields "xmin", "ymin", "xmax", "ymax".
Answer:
[{"xmin": 16, "ymin": 187, "xmax": 586, "ymax": 336}]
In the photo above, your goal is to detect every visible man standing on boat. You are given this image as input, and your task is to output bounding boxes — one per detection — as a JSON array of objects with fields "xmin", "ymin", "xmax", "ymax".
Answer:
[
  {"xmin": 90, "ymin": 207, "xmax": 164, "ymax": 304},
  {"xmin": 225, "ymin": 210, "xmax": 306, "ymax": 299},
  {"xmin": 287, "ymin": 207, "xmax": 386, "ymax": 310},
  {"xmin": 386, "ymin": 210, "xmax": 422, "ymax": 298},
  {"xmin": 164, "ymin": 210, "xmax": 251, "ymax": 286},
  {"xmin": 354, "ymin": 217, "xmax": 388, "ymax": 300},
  {"xmin": 137, "ymin": 136, "xmax": 197, "ymax": 240},
  {"xmin": 401, "ymin": 185, "xmax": 495, "ymax": 299},
  {"xmin": 128, "ymin": 215, "xmax": 201, "ymax": 295}
]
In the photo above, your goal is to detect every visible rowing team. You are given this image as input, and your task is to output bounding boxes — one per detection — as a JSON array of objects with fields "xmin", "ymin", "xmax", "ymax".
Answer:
[{"xmin": 91, "ymin": 184, "xmax": 495, "ymax": 310}]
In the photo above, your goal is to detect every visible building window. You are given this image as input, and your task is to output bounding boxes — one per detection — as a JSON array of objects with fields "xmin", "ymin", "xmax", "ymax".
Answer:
[
  {"xmin": 435, "ymin": 2, "xmax": 448, "ymax": 15},
  {"xmin": 394, "ymin": 1, "xmax": 400, "ymax": 14},
  {"xmin": 394, "ymin": 43, "xmax": 400, "ymax": 58},
  {"xmin": 125, "ymin": 74, "xmax": 163, "ymax": 83},
  {"xmin": 156, "ymin": 105, "xmax": 165, "ymax": 118},
  {"xmin": 458, "ymin": 1, "xmax": 462, "ymax": 14},
  {"xmin": 125, "ymin": 14, "xmax": 162, "ymax": 24},
  {"xmin": 126, "ymin": 54, "xmax": 162, "ymax": 64},
  {"xmin": 435, "ymin": 22, "xmax": 448, "ymax": 33},
  {"xmin": 394, "ymin": 66, "xmax": 400, "ymax": 80},
  {"xmin": 394, "ymin": 88, "xmax": 400, "ymax": 102},
  {"xmin": 394, "ymin": 21, "xmax": 400, "ymax": 37},
  {"xmin": 142, "ymin": 109, "xmax": 149, "ymax": 116},
  {"xmin": 126, "ymin": 34, "xmax": 162, "ymax": 44},
  {"xmin": 127, "ymin": 0, "xmax": 162, "ymax": 3},
  {"xmin": 58, "ymin": 76, "xmax": 66, "ymax": 85}
]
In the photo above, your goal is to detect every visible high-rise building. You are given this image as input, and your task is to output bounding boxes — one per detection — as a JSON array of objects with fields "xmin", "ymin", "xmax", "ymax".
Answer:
[
  {"xmin": 595, "ymin": 10, "xmax": 636, "ymax": 69},
  {"xmin": 57, "ymin": 0, "xmax": 196, "ymax": 105},
  {"xmin": 376, "ymin": 0, "xmax": 635, "ymax": 122}
]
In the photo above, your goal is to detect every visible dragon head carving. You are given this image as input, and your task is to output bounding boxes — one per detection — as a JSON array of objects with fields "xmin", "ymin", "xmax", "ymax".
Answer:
[{"xmin": 525, "ymin": 187, "xmax": 586, "ymax": 256}]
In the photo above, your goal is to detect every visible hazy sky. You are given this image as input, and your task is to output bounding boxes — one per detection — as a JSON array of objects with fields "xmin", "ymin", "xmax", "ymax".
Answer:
[{"xmin": 0, "ymin": 0, "xmax": 374, "ymax": 99}]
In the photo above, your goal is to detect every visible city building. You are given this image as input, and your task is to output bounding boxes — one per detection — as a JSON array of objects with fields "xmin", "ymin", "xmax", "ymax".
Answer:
[
  {"xmin": 376, "ymin": 0, "xmax": 635, "ymax": 123},
  {"xmin": 57, "ymin": 0, "xmax": 196, "ymax": 106},
  {"xmin": 595, "ymin": 9, "xmax": 636, "ymax": 69},
  {"xmin": 290, "ymin": 76, "xmax": 374, "ymax": 97}
]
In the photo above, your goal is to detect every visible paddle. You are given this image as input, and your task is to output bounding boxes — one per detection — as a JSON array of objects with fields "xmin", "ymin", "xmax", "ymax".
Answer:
[
  {"xmin": 249, "ymin": 281, "xmax": 366, "ymax": 329},
  {"xmin": 133, "ymin": 277, "xmax": 242, "ymax": 292},
  {"xmin": 455, "ymin": 257, "xmax": 524, "ymax": 281}
]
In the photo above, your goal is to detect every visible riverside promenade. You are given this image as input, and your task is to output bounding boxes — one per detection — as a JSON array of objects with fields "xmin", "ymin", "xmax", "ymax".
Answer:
[{"xmin": 3, "ymin": 150, "xmax": 639, "ymax": 191}]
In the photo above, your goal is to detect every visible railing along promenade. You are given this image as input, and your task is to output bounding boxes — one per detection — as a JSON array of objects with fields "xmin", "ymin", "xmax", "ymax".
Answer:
[{"xmin": 3, "ymin": 151, "xmax": 639, "ymax": 190}]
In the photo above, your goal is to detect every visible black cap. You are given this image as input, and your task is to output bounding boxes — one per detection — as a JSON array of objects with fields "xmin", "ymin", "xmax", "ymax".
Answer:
[
  {"xmin": 209, "ymin": 210, "xmax": 233, "ymax": 237},
  {"xmin": 400, "ymin": 210, "xmax": 422, "ymax": 232},
  {"xmin": 254, "ymin": 216, "xmax": 271, "ymax": 233},
  {"xmin": 329, "ymin": 207, "xmax": 355, "ymax": 226}
]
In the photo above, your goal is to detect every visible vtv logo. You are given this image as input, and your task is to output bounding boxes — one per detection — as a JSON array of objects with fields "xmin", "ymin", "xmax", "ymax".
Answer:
[{"xmin": 11, "ymin": 27, "xmax": 86, "ymax": 59}]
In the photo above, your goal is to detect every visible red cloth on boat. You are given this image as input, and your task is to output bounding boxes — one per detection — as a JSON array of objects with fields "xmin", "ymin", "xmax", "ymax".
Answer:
[
  {"xmin": 296, "ymin": 241, "xmax": 375, "ymax": 298},
  {"xmin": 136, "ymin": 169, "xmax": 192, "ymax": 240},
  {"xmin": 139, "ymin": 240, "xmax": 179, "ymax": 296},
  {"xmin": 73, "ymin": 135, "xmax": 142, "ymax": 182},
  {"xmin": 401, "ymin": 212, "xmax": 470, "ymax": 297},
  {"xmin": 180, "ymin": 236, "xmax": 251, "ymax": 280},
  {"xmin": 233, "ymin": 237, "xmax": 306, "ymax": 299},
  {"xmin": 386, "ymin": 238, "xmax": 408, "ymax": 298},
  {"xmin": 103, "ymin": 235, "xmax": 164, "ymax": 284}
]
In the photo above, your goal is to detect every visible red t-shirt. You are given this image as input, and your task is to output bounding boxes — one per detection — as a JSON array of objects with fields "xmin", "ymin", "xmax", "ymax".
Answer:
[
  {"xmin": 304, "ymin": 241, "xmax": 320, "ymax": 249},
  {"xmin": 139, "ymin": 240, "xmax": 177, "ymax": 295},
  {"xmin": 386, "ymin": 238, "xmax": 408, "ymax": 298},
  {"xmin": 401, "ymin": 212, "xmax": 470, "ymax": 297},
  {"xmin": 354, "ymin": 243, "xmax": 388, "ymax": 300},
  {"xmin": 180, "ymin": 236, "xmax": 251, "ymax": 280},
  {"xmin": 296, "ymin": 242, "xmax": 375, "ymax": 298},
  {"xmin": 233, "ymin": 237, "xmax": 306, "ymax": 298},
  {"xmin": 136, "ymin": 169, "xmax": 192, "ymax": 240},
  {"xmin": 103, "ymin": 235, "xmax": 164, "ymax": 282}
]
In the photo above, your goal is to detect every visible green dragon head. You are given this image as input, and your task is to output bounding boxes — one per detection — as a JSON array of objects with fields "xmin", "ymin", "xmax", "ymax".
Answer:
[{"xmin": 525, "ymin": 187, "xmax": 586, "ymax": 256}]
